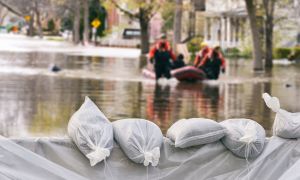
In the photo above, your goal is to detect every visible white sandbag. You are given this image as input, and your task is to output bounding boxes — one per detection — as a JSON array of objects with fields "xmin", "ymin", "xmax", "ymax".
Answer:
[
  {"xmin": 220, "ymin": 119, "xmax": 266, "ymax": 159},
  {"xmin": 68, "ymin": 96, "xmax": 113, "ymax": 166},
  {"xmin": 166, "ymin": 118, "xmax": 226, "ymax": 148},
  {"xmin": 113, "ymin": 118, "xmax": 163, "ymax": 166},
  {"xmin": 263, "ymin": 93, "xmax": 300, "ymax": 138}
]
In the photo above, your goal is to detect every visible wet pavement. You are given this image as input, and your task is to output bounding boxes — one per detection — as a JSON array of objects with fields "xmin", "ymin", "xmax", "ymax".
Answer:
[{"xmin": 0, "ymin": 50, "xmax": 300, "ymax": 137}]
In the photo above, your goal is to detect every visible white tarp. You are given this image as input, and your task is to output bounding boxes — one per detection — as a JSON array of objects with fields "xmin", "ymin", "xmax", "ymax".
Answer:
[
  {"xmin": 0, "ymin": 136, "xmax": 87, "ymax": 180},
  {"xmin": 2, "ymin": 136, "xmax": 300, "ymax": 180}
]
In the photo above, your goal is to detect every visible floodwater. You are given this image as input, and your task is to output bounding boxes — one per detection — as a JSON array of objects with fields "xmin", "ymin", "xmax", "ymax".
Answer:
[{"xmin": 0, "ymin": 51, "xmax": 300, "ymax": 137}]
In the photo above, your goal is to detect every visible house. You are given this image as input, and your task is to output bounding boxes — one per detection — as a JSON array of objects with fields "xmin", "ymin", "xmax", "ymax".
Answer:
[
  {"xmin": 183, "ymin": 0, "xmax": 300, "ymax": 49},
  {"xmin": 201, "ymin": 0, "xmax": 247, "ymax": 49}
]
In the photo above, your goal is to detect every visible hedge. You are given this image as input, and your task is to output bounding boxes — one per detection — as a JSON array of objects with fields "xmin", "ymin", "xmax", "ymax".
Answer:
[{"xmin": 274, "ymin": 48, "xmax": 292, "ymax": 59}]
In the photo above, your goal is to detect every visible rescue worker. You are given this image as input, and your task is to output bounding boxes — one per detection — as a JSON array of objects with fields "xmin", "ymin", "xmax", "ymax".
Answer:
[
  {"xmin": 197, "ymin": 45, "xmax": 226, "ymax": 80},
  {"xmin": 194, "ymin": 42, "xmax": 211, "ymax": 68},
  {"xmin": 149, "ymin": 41, "xmax": 176, "ymax": 80},
  {"xmin": 149, "ymin": 34, "xmax": 175, "ymax": 61},
  {"xmin": 149, "ymin": 35, "xmax": 176, "ymax": 80}
]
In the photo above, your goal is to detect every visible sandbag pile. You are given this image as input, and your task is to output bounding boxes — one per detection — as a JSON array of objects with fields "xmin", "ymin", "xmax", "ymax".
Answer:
[
  {"xmin": 166, "ymin": 118, "xmax": 266, "ymax": 159},
  {"xmin": 68, "ymin": 97, "xmax": 164, "ymax": 167},
  {"xmin": 67, "ymin": 95, "xmax": 278, "ymax": 168}
]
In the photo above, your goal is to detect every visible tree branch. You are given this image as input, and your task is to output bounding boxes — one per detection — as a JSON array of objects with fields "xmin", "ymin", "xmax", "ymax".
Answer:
[
  {"xmin": 0, "ymin": 0, "xmax": 23, "ymax": 17},
  {"xmin": 110, "ymin": 0, "xmax": 139, "ymax": 19},
  {"xmin": 148, "ymin": 4, "xmax": 158, "ymax": 19},
  {"xmin": 270, "ymin": 0, "xmax": 276, "ymax": 16},
  {"xmin": 143, "ymin": 3, "xmax": 160, "ymax": 20}
]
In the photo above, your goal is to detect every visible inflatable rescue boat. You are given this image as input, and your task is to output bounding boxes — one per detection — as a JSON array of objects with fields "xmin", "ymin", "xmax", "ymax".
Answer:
[{"xmin": 142, "ymin": 66, "xmax": 206, "ymax": 81}]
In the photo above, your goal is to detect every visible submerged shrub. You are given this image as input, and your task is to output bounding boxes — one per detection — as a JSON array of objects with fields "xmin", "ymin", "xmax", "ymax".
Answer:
[{"xmin": 274, "ymin": 47, "xmax": 292, "ymax": 59}]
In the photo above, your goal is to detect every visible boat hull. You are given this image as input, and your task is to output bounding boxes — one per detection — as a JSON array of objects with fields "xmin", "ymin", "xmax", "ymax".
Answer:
[{"xmin": 142, "ymin": 66, "xmax": 206, "ymax": 81}]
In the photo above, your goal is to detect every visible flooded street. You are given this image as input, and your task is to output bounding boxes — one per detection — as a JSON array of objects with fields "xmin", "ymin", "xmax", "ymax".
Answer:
[{"xmin": 0, "ymin": 51, "xmax": 300, "ymax": 137}]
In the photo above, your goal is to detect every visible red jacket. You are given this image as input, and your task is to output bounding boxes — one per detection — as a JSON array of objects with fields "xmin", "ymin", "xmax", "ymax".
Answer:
[
  {"xmin": 198, "ymin": 50, "xmax": 226, "ymax": 69},
  {"xmin": 148, "ymin": 40, "xmax": 176, "ymax": 61},
  {"xmin": 194, "ymin": 47, "xmax": 211, "ymax": 67}
]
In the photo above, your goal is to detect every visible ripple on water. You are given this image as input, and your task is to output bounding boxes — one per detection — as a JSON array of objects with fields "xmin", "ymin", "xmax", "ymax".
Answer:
[{"xmin": 0, "ymin": 52, "xmax": 300, "ymax": 137}]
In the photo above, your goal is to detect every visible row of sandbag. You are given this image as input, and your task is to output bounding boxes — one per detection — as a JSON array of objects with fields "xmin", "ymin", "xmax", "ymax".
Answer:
[
  {"xmin": 67, "ymin": 93, "xmax": 296, "ymax": 167},
  {"xmin": 68, "ymin": 97, "xmax": 163, "ymax": 167}
]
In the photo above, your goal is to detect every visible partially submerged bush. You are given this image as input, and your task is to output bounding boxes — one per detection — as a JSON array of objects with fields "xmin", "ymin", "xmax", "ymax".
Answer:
[
  {"xmin": 274, "ymin": 47, "xmax": 292, "ymax": 59},
  {"xmin": 225, "ymin": 48, "xmax": 240, "ymax": 58},
  {"xmin": 224, "ymin": 47, "xmax": 252, "ymax": 58}
]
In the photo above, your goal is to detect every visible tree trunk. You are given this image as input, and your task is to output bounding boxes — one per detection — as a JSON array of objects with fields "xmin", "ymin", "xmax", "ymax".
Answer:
[
  {"xmin": 245, "ymin": 0, "xmax": 264, "ymax": 71},
  {"xmin": 139, "ymin": 9, "xmax": 150, "ymax": 54},
  {"xmin": 83, "ymin": 0, "xmax": 90, "ymax": 45},
  {"xmin": 35, "ymin": 1, "xmax": 43, "ymax": 38},
  {"xmin": 297, "ymin": 1, "xmax": 300, "ymax": 45},
  {"xmin": 28, "ymin": 10, "xmax": 35, "ymax": 36},
  {"xmin": 265, "ymin": 17, "xmax": 273, "ymax": 68},
  {"xmin": 263, "ymin": 0, "xmax": 275, "ymax": 68},
  {"xmin": 73, "ymin": 0, "xmax": 81, "ymax": 44},
  {"xmin": 0, "ymin": 7, "xmax": 8, "ymax": 26},
  {"xmin": 173, "ymin": 0, "xmax": 183, "ymax": 45}
]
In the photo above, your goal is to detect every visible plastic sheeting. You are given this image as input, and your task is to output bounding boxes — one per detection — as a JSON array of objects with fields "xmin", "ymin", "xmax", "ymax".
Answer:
[
  {"xmin": 1, "ymin": 136, "xmax": 299, "ymax": 180},
  {"xmin": 0, "ymin": 136, "xmax": 87, "ymax": 180}
]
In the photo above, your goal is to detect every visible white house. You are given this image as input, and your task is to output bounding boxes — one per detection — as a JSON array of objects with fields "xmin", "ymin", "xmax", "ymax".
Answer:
[
  {"xmin": 202, "ymin": 0, "xmax": 247, "ymax": 49},
  {"xmin": 187, "ymin": 0, "xmax": 300, "ymax": 49}
]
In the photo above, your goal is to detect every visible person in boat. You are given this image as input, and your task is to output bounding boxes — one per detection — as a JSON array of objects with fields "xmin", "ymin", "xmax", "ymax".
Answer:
[
  {"xmin": 172, "ymin": 54, "xmax": 186, "ymax": 69},
  {"xmin": 197, "ymin": 45, "xmax": 226, "ymax": 80},
  {"xmin": 194, "ymin": 42, "xmax": 211, "ymax": 68},
  {"xmin": 149, "ymin": 41, "xmax": 176, "ymax": 80}
]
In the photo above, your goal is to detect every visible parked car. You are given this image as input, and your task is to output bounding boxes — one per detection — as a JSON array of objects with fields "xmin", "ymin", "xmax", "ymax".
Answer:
[{"xmin": 122, "ymin": 28, "xmax": 141, "ymax": 39}]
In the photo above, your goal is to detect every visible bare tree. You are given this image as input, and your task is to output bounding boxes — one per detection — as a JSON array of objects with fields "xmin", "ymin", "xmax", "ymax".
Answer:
[
  {"xmin": 0, "ymin": 0, "xmax": 52, "ymax": 37},
  {"xmin": 50, "ymin": 0, "xmax": 82, "ymax": 44},
  {"xmin": 0, "ymin": 0, "xmax": 22, "ymax": 16},
  {"xmin": 245, "ymin": 0, "xmax": 264, "ymax": 71},
  {"xmin": 109, "ymin": 0, "xmax": 160, "ymax": 54},
  {"xmin": 0, "ymin": 0, "xmax": 34, "ymax": 35}
]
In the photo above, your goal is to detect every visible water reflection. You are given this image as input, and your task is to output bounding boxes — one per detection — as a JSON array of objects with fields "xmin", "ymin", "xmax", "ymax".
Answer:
[
  {"xmin": 172, "ymin": 83, "xmax": 221, "ymax": 120},
  {"xmin": 0, "ymin": 52, "xmax": 299, "ymax": 137},
  {"xmin": 222, "ymin": 81, "xmax": 273, "ymax": 132},
  {"xmin": 147, "ymin": 84, "xmax": 172, "ymax": 132}
]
